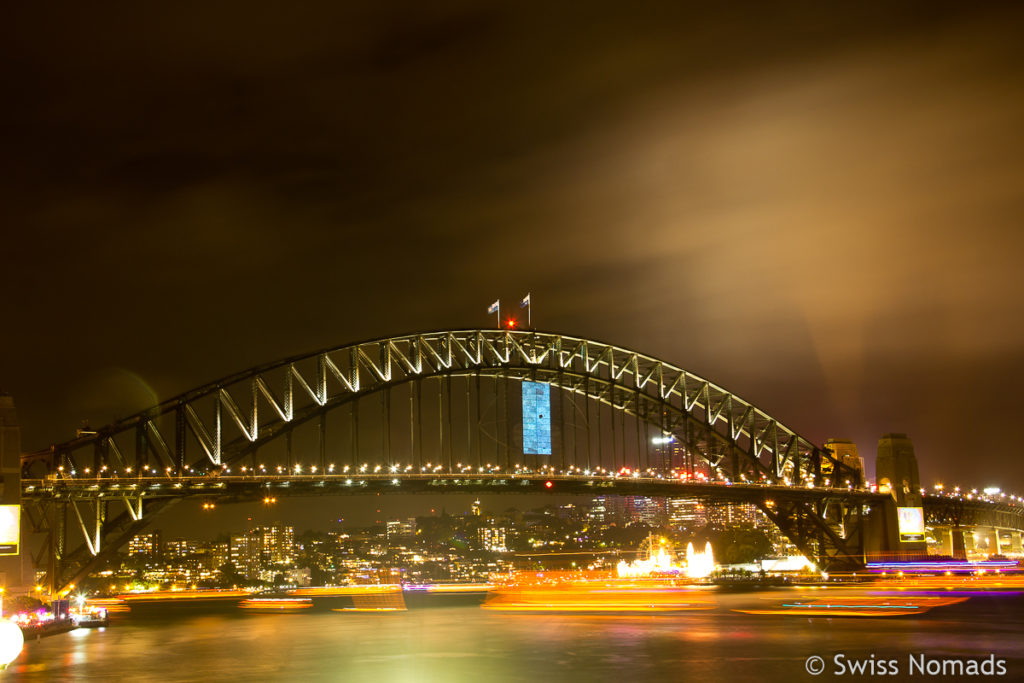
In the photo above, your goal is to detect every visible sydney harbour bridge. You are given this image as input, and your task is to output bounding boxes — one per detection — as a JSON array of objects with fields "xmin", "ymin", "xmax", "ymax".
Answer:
[{"xmin": 14, "ymin": 329, "xmax": 1024, "ymax": 592}]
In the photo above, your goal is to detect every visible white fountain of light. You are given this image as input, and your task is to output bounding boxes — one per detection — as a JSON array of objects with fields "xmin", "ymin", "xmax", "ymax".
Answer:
[
  {"xmin": 616, "ymin": 541, "xmax": 678, "ymax": 578},
  {"xmin": 616, "ymin": 537, "xmax": 717, "ymax": 579},
  {"xmin": 684, "ymin": 541, "xmax": 715, "ymax": 579}
]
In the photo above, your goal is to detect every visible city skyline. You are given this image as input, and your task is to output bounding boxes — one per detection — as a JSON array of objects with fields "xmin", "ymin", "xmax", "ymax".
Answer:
[{"xmin": 100, "ymin": 495, "xmax": 791, "ymax": 592}]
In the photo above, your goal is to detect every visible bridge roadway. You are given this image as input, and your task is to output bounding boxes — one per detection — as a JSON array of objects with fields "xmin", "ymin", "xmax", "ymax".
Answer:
[
  {"xmin": 21, "ymin": 473, "xmax": 1024, "ymax": 592},
  {"xmin": 22, "ymin": 471, "xmax": 887, "ymax": 505}
]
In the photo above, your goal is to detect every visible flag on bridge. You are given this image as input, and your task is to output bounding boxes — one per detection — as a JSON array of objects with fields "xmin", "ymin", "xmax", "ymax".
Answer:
[
  {"xmin": 520, "ymin": 293, "xmax": 532, "ymax": 328},
  {"xmin": 487, "ymin": 300, "xmax": 501, "ymax": 328}
]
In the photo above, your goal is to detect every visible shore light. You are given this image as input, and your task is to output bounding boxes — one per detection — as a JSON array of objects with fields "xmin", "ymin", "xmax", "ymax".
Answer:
[{"xmin": 0, "ymin": 620, "xmax": 24, "ymax": 667}]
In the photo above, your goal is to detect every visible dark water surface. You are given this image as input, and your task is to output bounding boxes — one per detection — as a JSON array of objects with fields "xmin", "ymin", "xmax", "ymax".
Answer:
[{"xmin": 7, "ymin": 591, "xmax": 1024, "ymax": 682}]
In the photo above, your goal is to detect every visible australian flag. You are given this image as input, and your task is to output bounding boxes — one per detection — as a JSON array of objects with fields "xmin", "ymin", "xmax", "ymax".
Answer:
[
  {"xmin": 520, "ymin": 293, "xmax": 530, "ymax": 308},
  {"xmin": 487, "ymin": 300, "xmax": 499, "ymax": 314}
]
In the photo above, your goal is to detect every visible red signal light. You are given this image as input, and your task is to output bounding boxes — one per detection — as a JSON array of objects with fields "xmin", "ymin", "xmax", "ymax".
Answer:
[
  {"xmin": 545, "ymin": 480, "xmax": 553, "ymax": 489},
  {"xmin": 506, "ymin": 318, "xmax": 517, "ymax": 329}
]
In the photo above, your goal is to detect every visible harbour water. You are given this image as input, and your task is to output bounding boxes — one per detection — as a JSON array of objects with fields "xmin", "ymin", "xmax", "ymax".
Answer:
[{"xmin": 7, "ymin": 590, "xmax": 1024, "ymax": 681}]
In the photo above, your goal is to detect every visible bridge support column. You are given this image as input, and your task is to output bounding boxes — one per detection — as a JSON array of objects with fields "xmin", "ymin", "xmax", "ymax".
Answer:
[
  {"xmin": 863, "ymin": 499, "xmax": 900, "ymax": 559},
  {"xmin": 1010, "ymin": 532, "xmax": 1023, "ymax": 556},
  {"xmin": 50, "ymin": 503, "xmax": 67, "ymax": 595},
  {"xmin": 951, "ymin": 527, "xmax": 967, "ymax": 560},
  {"xmin": 982, "ymin": 528, "xmax": 999, "ymax": 558},
  {"xmin": 933, "ymin": 526, "xmax": 953, "ymax": 556}
]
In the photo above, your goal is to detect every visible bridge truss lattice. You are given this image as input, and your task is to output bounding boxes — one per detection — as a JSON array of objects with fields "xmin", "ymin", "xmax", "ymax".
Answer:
[{"xmin": 22, "ymin": 330, "xmax": 868, "ymax": 591}]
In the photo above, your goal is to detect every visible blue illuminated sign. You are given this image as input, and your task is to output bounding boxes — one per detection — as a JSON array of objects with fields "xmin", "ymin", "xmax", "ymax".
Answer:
[{"xmin": 521, "ymin": 381, "xmax": 552, "ymax": 455}]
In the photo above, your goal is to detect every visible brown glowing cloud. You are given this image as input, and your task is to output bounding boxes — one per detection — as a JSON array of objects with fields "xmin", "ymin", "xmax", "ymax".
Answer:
[{"xmin": 2, "ymin": 1, "xmax": 1023, "ymax": 504}]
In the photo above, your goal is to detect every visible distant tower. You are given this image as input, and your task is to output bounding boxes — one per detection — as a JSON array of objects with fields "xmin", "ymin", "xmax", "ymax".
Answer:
[
  {"xmin": 875, "ymin": 433, "xmax": 922, "ymax": 507},
  {"xmin": 823, "ymin": 438, "xmax": 866, "ymax": 485}
]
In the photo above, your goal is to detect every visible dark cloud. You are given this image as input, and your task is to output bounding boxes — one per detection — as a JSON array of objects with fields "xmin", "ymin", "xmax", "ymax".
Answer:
[{"xmin": 3, "ymin": 0, "xmax": 1023, "ymax": 519}]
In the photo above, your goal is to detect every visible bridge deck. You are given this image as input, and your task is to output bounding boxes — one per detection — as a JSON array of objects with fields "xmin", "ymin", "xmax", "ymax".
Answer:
[{"xmin": 23, "ymin": 472, "xmax": 886, "ymax": 505}]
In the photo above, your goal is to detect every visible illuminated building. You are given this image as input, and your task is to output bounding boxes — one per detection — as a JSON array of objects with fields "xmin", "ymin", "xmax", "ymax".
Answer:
[
  {"xmin": 386, "ymin": 519, "xmax": 416, "ymax": 539},
  {"xmin": 163, "ymin": 539, "xmax": 193, "ymax": 559},
  {"xmin": 471, "ymin": 499, "xmax": 481, "ymax": 516},
  {"xmin": 478, "ymin": 527, "xmax": 507, "ymax": 552},
  {"xmin": 587, "ymin": 498, "xmax": 607, "ymax": 525},
  {"xmin": 230, "ymin": 533, "xmax": 261, "ymax": 580},
  {"xmin": 623, "ymin": 497, "xmax": 667, "ymax": 526},
  {"xmin": 667, "ymin": 499, "xmax": 706, "ymax": 528},
  {"xmin": 588, "ymin": 496, "xmax": 666, "ymax": 527},
  {"xmin": 603, "ymin": 496, "xmax": 627, "ymax": 525},
  {"xmin": 259, "ymin": 524, "xmax": 296, "ymax": 565},
  {"xmin": 285, "ymin": 567, "xmax": 312, "ymax": 586},
  {"xmin": 209, "ymin": 542, "xmax": 229, "ymax": 570},
  {"xmin": 706, "ymin": 503, "xmax": 764, "ymax": 529},
  {"xmin": 128, "ymin": 531, "xmax": 162, "ymax": 559}
]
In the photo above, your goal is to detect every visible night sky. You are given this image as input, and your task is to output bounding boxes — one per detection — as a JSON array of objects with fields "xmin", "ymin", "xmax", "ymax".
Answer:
[{"xmin": 3, "ymin": 3, "xmax": 1023, "ymax": 533}]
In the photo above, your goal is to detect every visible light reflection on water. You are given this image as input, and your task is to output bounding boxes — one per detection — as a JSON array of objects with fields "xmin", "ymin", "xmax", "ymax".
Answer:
[{"xmin": 7, "ymin": 592, "xmax": 1024, "ymax": 682}]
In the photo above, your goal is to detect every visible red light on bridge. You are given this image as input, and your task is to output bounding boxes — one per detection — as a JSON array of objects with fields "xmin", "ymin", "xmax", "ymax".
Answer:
[
  {"xmin": 506, "ymin": 318, "xmax": 518, "ymax": 329},
  {"xmin": 545, "ymin": 480, "xmax": 553, "ymax": 489}
]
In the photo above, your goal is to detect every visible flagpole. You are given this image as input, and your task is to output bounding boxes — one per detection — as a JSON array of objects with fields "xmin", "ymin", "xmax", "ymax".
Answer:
[
  {"xmin": 519, "ymin": 293, "xmax": 532, "ymax": 329},
  {"xmin": 488, "ymin": 300, "xmax": 501, "ymax": 328}
]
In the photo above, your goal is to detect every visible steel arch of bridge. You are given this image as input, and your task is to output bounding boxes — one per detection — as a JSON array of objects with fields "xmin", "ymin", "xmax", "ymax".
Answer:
[
  {"xmin": 23, "ymin": 329, "xmax": 867, "ymax": 591},
  {"xmin": 28, "ymin": 330, "xmax": 859, "ymax": 483}
]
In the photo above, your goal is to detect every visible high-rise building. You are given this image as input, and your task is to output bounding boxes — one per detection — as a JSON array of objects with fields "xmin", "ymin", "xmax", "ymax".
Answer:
[
  {"xmin": 230, "ymin": 532, "xmax": 261, "ymax": 579},
  {"xmin": 622, "ymin": 497, "xmax": 667, "ymax": 526},
  {"xmin": 588, "ymin": 497, "xmax": 608, "ymax": 525},
  {"xmin": 478, "ymin": 527, "xmax": 507, "ymax": 552},
  {"xmin": 259, "ymin": 524, "xmax": 295, "ymax": 565},
  {"xmin": 209, "ymin": 542, "xmax": 230, "ymax": 571},
  {"xmin": 556, "ymin": 503, "xmax": 583, "ymax": 522},
  {"xmin": 667, "ymin": 499, "xmax": 706, "ymax": 528},
  {"xmin": 706, "ymin": 503, "xmax": 763, "ymax": 529},
  {"xmin": 602, "ymin": 496, "xmax": 628, "ymax": 526},
  {"xmin": 128, "ymin": 531, "xmax": 162, "ymax": 559}
]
